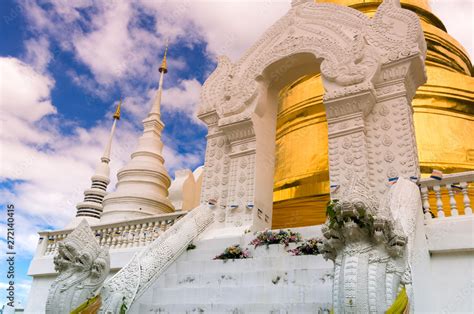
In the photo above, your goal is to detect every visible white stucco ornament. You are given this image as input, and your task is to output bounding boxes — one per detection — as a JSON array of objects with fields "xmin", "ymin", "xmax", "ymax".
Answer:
[
  {"xmin": 320, "ymin": 176, "xmax": 419, "ymax": 313},
  {"xmin": 197, "ymin": 0, "xmax": 426, "ymax": 231},
  {"xmin": 45, "ymin": 220, "xmax": 110, "ymax": 314}
]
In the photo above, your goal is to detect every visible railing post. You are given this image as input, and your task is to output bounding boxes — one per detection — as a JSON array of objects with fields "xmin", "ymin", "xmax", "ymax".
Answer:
[
  {"xmin": 433, "ymin": 184, "xmax": 445, "ymax": 218},
  {"xmin": 99, "ymin": 228, "xmax": 106, "ymax": 247},
  {"xmin": 139, "ymin": 223, "xmax": 146, "ymax": 247},
  {"xmin": 134, "ymin": 223, "xmax": 142, "ymax": 247},
  {"xmin": 446, "ymin": 184, "xmax": 458, "ymax": 216},
  {"xmin": 49, "ymin": 234, "xmax": 57, "ymax": 255},
  {"xmin": 128, "ymin": 224, "xmax": 136, "ymax": 248},
  {"xmin": 51, "ymin": 234, "xmax": 59, "ymax": 255},
  {"xmin": 420, "ymin": 186, "xmax": 432, "ymax": 220},
  {"xmin": 111, "ymin": 227, "xmax": 118, "ymax": 249},
  {"xmin": 116, "ymin": 226, "xmax": 122, "ymax": 248},
  {"xmin": 460, "ymin": 182, "xmax": 472, "ymax": 215},
  {"xmin": 122, "ymin": 225, "xmax": 130, "ymax": 248},
  {"xmin": 45, "ymin": 234, "xmax": 53, "ymax": 255},
  {"xmin": 106, "ymin": 228, "xmax": 113, "ymax": 247},
  {"xmin": 145, "ymin": 222, "xmax": 152, "ymax": 245},
  {"xmin": 155, "ymin": 221, "xmax": 160, "ymax": 234}
]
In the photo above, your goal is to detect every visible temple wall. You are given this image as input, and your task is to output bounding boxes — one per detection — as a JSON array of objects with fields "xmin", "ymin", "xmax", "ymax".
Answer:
[{"xmin": 427, "ymin": 251, "xmax": 474, "ymax": 312}]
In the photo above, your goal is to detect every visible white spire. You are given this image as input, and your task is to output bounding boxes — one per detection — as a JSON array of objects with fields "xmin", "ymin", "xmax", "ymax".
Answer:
[
  {"xmin": 100, "ymin": 45, "xmax": 174, "ymax": 224},
  {"xmin": 150, "ymin": 41, "xmax": 168, "ymax": 115},
  {"xmin": 67, "ymin": 100, "xmax": 122, "ymax": 228},
  {"xmin": 101, "ymin": 101, "xmax": 121, "ymax": 163}
]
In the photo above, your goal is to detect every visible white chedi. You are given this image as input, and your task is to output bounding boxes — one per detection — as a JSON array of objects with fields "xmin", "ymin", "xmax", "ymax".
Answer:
[{"xmin": 100, "ymin": 48, "xmax": 174, "ymax": 224}]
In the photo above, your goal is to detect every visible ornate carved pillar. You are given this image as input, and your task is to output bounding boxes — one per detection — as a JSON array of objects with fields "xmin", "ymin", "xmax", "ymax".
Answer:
[
  {"xmin": 367, "ymin": 56, "xmax": 425, "ymax": 197},
  {"xmin": 220, "ymin": 118, "xmax": 259, "ymax": 229},
  {"xmin": 198, "ymin": 111, "xmax": 230, "ymax": 228},
  {"xmin": 324, "ymin": 52, "xmax": 426, "ymax": 201},
  {"xmin": 324, "ymin": 88, "xmax": 377, "ymax": 199}
]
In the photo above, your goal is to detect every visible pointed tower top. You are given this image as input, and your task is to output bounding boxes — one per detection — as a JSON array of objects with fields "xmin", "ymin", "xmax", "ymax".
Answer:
[
  {"xmin": 159, "ymin": 41, "xmax": 168, "ymax": 74},
  {"xmin": 69, "ymin": 99, "xmax": 122, "ymax": 226},
  {"xmin": 102, "ymin": 99, "xmax": 122, "ymax": 162},
  {"xmin": 113, "ymin": 98, "xmax": 122, "ymax": 120},
  {"xmin": 101, "ymin": 45, "xmax": 175, "ymax": 224},
  {"xmin": 149, "ymin": 43, "xmax": 169, "ymax": 116}
]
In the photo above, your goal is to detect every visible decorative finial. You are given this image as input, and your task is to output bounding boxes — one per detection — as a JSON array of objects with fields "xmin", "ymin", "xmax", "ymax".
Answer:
[
  {"xmin": 159, "ymin": 40, "xmax": 168, "ymax": 74},
  {"xmin": 113, "ymin": 98, "xmax": 122, "ymax": 120}
]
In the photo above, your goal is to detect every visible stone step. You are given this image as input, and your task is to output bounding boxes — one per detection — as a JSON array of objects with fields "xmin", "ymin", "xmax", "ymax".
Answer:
[
  {"xmin": 194, "ymin": 235, "xmax": 244, "ymax": 248},
  {"xmin": 136, "ymin": 302, "xmax": 332, "ymax": 314},
  {"xmin": 148, "ymin": 286, "xmax": 333, "ymax": 305},
  {"xmin": 159, "ymin": 267, "xmax": 333, "ymax": 289},
  {"xmin": 174, "ymin": 255, "xmax": 332, "ymax": 275},
  {"xmin": 129, "ymin": 226, "xmax": 332, "ymax": 314},
  {"xmin": 183, "ymin": 243, "xmax": 300, "ymax": 261}
]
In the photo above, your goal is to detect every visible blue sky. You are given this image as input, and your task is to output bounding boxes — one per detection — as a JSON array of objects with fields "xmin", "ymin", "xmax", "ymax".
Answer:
[{"xmin": 0, "ymin": 0, "xmax": 472, "ymax": 309}]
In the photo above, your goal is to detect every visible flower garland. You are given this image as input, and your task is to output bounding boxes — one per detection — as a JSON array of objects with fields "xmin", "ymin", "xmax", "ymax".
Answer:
[
  {"xmin": 214, "ymin": 244, "xmax": 251, "ymax": 261},
  {"xmin": 287, "ymin": 238, "xmax": 323, "ymax": 256},
  {"xmin": 249, "ymin": 229, "xmax": 302, "ymax": 248}
]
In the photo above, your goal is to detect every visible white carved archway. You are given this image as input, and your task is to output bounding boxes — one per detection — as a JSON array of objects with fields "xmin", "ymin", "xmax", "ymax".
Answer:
[{"xmin": 198, "ymin": 0, "xmax": 426, "ymax": 231}]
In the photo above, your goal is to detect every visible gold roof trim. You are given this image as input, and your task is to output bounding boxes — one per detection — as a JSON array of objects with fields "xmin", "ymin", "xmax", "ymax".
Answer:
[
  {"xmin": 159, "ymin": 41, "xmax": 168, "ymax": 74},
  {"xmin": 113, "ymin": 98, "xmax": 122, "ymax": 120}
]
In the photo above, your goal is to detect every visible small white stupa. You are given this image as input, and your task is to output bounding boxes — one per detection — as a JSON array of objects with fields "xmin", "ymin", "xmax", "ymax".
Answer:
[
  {"xmin": 66, "ymin": 100, "xmax": 121, "ymax": 228},
  {"xmin": 100, "ymin": 45, "xmax": 174, "ymax": 224}
]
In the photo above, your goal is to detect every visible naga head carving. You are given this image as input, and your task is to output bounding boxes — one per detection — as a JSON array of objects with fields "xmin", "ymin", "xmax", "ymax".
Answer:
[
  {"xmin": 73, "ymin": 251, "xmax": 94, "ymax": 271},
  {"xmin": 90, "ymin": 249, "xmax": 110, "ymax": 284},
  {"xmin": 46, "ymin": 220, "xmax": 110, "ymax": 314},
  {"xmin": 54, "ymin": 241, "xmax": 78, "ymax": 272},
  {"xmin": 322, "ymin": 174, "xmax": 408, "ymax": 260}
]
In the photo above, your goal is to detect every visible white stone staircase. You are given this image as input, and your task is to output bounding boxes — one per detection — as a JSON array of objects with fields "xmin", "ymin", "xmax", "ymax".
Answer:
[{"xmin": 130, "ymin": 226, "xmax": 334, "ymax": 314}]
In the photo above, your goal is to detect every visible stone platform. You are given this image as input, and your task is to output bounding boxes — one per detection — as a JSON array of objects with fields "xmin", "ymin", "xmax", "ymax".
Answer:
[{"xmin": 130, "ymin": 226, "xmax": 334, "ymax": 313}]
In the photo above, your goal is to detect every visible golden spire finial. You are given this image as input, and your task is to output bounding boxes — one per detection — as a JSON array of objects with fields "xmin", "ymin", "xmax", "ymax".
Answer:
[
  {"xmin": 158, "ymin": 40, "xmax": 168, "ymax": 74},
  {"xmin": 113, "ymin": 98, "xmax": 122, "ymax": 120}
]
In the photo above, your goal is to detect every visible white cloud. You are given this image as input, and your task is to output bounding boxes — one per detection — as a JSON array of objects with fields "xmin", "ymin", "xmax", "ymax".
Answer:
[
  {"xmin": 119, "ymin": 78, "xmax": 202, "ymax": 125},
  {"xmin": 163, "ymin": 145, "xmax": 202, "ymax": 174},
  {"xmin": 24, "ymin": 37, "xmax": 52, "ymax": 72},
  {"xmin": 120, "ymin": 94, "xmax": 150, "ymax": 123},
  {"xmin": 19, "ymin": 0, "xmax": 291, "ymax": 91},
  {"xmin": 140, "ymin": 0, "xmax": 291, "ymax": 61},
  {"xmin": 0, "ymin": 57, "xmax": 55, "ymax": 124},
  {"xmin": 162, "ymin": 79, "xmax": 203, "ymax": 123},
  {"xmin": 72, "ymin": 1, "xmax": 151, "ymax": 85}
]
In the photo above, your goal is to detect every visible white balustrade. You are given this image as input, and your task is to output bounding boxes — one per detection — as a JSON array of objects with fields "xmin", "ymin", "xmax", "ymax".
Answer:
[
  {"xmin": 419, "ymin": 171, "xmax": 474, "ymax": 220},
  {"xmin": 460, "ymin": 181, "xmax": 473, "ymax": 215},
  {"xmin": 38, "ymin": 212, "xmax": 186, "ymax": 256}
]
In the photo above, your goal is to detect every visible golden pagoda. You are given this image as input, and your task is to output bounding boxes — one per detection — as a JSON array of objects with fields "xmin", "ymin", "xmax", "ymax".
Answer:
[{"xmin": 272, "ymin": 0, "xmax": 474, "ymax": 228}]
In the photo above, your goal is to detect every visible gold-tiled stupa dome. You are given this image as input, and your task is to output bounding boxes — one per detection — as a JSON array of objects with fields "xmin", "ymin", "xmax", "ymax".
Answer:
[{"xmin": 272, "ymin": 0, "xmax": 474, "ymax": 228}]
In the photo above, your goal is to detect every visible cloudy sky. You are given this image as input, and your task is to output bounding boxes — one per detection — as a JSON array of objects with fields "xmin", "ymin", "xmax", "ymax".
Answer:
[{"xmin": 0, "ymin": 0, "xmax": 472, "ymax": 308}]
